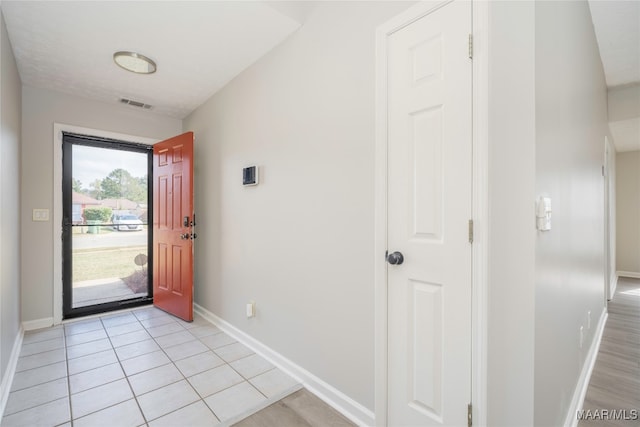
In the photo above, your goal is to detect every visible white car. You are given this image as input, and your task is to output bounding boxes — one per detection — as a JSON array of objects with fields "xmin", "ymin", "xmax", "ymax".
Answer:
[{"xmin": 113, "ymin": 214, "xmax": 144, "ymax": 231}]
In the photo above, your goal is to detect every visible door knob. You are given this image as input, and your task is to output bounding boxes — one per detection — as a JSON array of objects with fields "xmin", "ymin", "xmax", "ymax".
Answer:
[
  {"xmin": 180, "ymin": 233, "xmax": 190, "ymax": 240},
  {"xmin": 387, "ymin": 251, "xmax": 404, "ymax": 265}
]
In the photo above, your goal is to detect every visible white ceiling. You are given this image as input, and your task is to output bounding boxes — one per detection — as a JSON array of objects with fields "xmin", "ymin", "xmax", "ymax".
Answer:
[
  {"xmin": 1, "ymin": 0, "xmax": 638, "ymax": 152},
  {"xmin": 0, "ymin": 1, "xmax": 304, "ymax": 118},
  {"xmin": 589, "ymin": 0, "xmax": 639, "ymax": 87},
  {"xmin": 589, "ymin": 0, "xmax": 640, "ymax": 152}
]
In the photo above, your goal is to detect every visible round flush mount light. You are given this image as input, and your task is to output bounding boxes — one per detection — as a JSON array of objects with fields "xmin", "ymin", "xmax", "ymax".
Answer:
[{"xmin": 113, "ymin": 51, "xmax": 156, "ymax": 74}]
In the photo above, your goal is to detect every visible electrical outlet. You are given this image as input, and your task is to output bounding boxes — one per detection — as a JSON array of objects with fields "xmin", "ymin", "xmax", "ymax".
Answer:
[{"xmin": 579, "ymin": 326, "xmax": 584, "ymax": 349}]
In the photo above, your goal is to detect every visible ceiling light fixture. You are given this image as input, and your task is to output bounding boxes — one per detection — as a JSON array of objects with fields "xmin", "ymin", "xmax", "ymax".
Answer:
[{"xmin": 113, "ymin": 51, "xmax": 156, "ymax": 74}]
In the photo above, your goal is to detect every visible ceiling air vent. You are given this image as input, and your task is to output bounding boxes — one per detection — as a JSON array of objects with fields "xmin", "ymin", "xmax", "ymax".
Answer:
[{"xmin": 119, "ymin": 98, "xmax": 153, "ymax": 110}]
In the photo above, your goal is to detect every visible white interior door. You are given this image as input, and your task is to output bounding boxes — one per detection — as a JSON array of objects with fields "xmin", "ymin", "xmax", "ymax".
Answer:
[{"xmin": 386, "ymin": 1, "xmax": 472, "ymax": 425}]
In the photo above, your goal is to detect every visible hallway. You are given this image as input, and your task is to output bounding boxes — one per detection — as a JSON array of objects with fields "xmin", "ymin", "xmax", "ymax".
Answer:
[{"xmin": 580, "ymin": 277, "xmax": 640, "ymax": 426}]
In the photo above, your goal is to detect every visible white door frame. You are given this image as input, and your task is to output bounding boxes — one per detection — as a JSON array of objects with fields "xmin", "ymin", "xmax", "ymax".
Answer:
[
  {"xmin": 52, "ymin": 123, "xmax": 157, "ymax": 324},
  {"xmin": 374, "ymin": 1, "xmax": 489, "ymax": 425}
]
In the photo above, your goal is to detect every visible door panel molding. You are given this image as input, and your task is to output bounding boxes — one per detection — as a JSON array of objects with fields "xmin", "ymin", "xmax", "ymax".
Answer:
[{"xmin": 53, "ymin": 123, "xmax": 157, "ymax": 324}]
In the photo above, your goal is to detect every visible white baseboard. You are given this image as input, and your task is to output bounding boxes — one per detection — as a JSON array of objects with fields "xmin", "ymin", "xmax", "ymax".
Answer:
[
  {"xmin": 0, "ymin": 326, "xmax": 24, "ymax": 419},
  {"xmin": 194, "ymin": 304, "xmax": 375, "ymax": 427},
  {"xmin": 616, "ymin": 271, "xmax": 640, "ymax": 279},
  {"xmin": 563, "ymin": 309, "xmax": 608, "ymax": 427},
  {"xmin": 22, "ymin": 318, "xmax": 54, "ymax": 332}
]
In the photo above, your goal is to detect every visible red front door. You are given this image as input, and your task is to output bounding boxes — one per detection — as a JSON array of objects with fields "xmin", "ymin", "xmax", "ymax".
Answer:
[{"xmin": 153, "ymin": 132, "xmax": 194, "ymax": 321}]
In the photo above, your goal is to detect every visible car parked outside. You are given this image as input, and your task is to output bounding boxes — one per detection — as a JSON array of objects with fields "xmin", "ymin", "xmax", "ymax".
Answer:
[{"xmin": 112, "ymin": 214, "xmax": 144, "ymax": 231}]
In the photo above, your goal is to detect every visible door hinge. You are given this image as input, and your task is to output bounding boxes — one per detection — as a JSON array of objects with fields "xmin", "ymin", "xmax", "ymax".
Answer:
[
  {"xmin": 468, "ymin": 403, "xmax": 473, "ymax": 427},
  {"xmin": 468, "ymin": 34, "xmax": 473, "ymax": 59},
  {"xmin": 468, "ymin": 219, "xmax": 474, "ymax": 244}
]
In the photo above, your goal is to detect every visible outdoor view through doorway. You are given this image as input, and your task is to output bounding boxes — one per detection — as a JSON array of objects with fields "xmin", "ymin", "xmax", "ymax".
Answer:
[{"xmin": 62, "ymin": 133, "xmax": 153, "ymax": 319}]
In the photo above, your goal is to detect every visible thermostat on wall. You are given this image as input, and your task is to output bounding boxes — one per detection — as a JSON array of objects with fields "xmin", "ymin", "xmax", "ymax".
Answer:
[{"xmin": 243, "ymin": 165, "xmax": 258, "ymax": 186}]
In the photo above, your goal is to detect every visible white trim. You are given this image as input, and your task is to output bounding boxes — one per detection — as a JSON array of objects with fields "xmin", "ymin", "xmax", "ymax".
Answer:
[
  {"xmin": 0, "ymin": 326, "xmax": 24, "ymax": 418},
  {"xmin": 471, "ymin": 1, "xmax": 489, "ymax": 425},
  {"xmin": 52, "ymin": 123, "xmax": 158, "ymax": 324},
  {"xmin": 616, "ymin": 271, "xmax": 640, "ymax": 279},
  {"xmin": 374, "ymin": 1, "xmax": 489, "ymax": 425},
  {"xmin": 194, "ymin": 304, "xmax": 375, "ymax": 427},
  {"xmin": 22, "ymin": 318, "xmax": 54, "ymax": 331},
  {"xmin": 563, "ymin": 308, "xmax": 608, "ymax": 427},
  {"xmin": 610, "ymin": 274, "xmax": 618, "ymax": 297}
]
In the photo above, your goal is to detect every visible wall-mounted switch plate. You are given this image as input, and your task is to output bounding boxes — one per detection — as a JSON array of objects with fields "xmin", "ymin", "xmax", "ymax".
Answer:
[
  {"xmin": 32, "ymin": 209, "xmax": 50, "ymax": 222},
  {"xmin": 246, "ymin": 302, "xmax": 255, "ymax": 318}
]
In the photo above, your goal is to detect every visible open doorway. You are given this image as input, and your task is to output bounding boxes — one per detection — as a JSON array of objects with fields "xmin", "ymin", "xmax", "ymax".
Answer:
[{"xmin": 62, "ymin": 133, "xmax": 153, "ymax": 319}]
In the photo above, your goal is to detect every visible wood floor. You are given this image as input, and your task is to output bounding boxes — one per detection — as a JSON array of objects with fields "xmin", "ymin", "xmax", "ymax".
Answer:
[
  {"xmin": 579, "ymin": 276, "xmax": 640, "ymax": 427},
  {"xmin": 233, "ymin": 389, "xmax": 356, "ymax": 427}
]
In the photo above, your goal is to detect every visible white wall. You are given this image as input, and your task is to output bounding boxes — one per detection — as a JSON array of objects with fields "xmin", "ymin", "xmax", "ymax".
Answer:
[
  {"xmin": 0, "ymin": 9, "xmax": 22, "ymax": 381},
  {"xmin": 21, "ymin": 86, "xmax": 182, "ymax": 323},
  {"xmin": 486, "ymin": 2, "xmax": 537, "ymax": 425},
  {"xmin": 616, "ymin": 151, "xmax": 640, "ymax": 275},
  {"xmin": 185, "ymin": 1, "xmax": 412, "ymax": 412},
  {"xmin": 533, "ymin": 1, "xmax": 608, "ymax": 426}
]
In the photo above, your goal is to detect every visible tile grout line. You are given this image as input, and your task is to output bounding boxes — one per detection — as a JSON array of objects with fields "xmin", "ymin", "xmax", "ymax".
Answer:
[
  {"xmin": 101, "ymin": 310, "xmax": 150, "ymax": 426},
  {"xmin": 7, "ymin": 308, "xmax": 300, "ymax": 426}
]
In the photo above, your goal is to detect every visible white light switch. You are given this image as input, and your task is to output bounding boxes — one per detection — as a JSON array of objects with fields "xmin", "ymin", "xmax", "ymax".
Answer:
[
  {"xmin": 32, "ymin": 209, "xmax": 50, "ymax": 222},
  {"xmin": 536, "ymin": 197, "xmax": 551, "ymax": 231},
  {"xmin": 246, "ymin": 302, "xmax": 255, "ymax": 318}
]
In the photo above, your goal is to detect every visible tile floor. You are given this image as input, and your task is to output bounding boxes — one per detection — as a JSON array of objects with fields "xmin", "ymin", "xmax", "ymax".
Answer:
[{"xmin": 2, "ymin": 307, "xmax": 301, "ymax": 427}]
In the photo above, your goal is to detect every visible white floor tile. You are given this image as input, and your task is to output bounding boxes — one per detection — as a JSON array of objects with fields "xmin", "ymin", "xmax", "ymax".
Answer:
[
  {"xmin": 65, "ymin": 329, "xmax": 108, "ymax": 347},
  {"xmin": 128, "ymin": 363, "xmax": 184, "ymax": 396},
  {"xmin": 132, "ymin": 307, "xmax": 167, "ymax": 321},
  {"xmin": 200, "ymin": 333, "xmax": 236, "ymax": 350},
  {"xmin": 64, "ymin": 319, "xmax": 104, "ymax": 336},
  {"xmin": 22, "ymin": 327, "xmax": 64, "ymax": 345},
  {"xmin": 114, "ymin": 339, "xmax": 160, "ymax": 361},
  {"xmin": 174, "ymin": 351, "xmax": 225, "ymax": 378},
  {"xmin": 16, "ymin": 348, "xmax": 66, "ymax": 372},
  {"xmin": 154, "ymin": 330, "xmax": 196, "ymax": 348},
  {"xmin": 214, "ymin": 342, "xmax": 253, "ymax": 363},
  {"xmin": 137, "ymin": 380, "xmax": 200, "ymax": 421},
  {"xmin": 149, "ymin": 400, "xmax": 220, "ymax": 427},
  {"xmin": 139, "ymin": 315, "xmax": 175, "ymax": 329},
  {"xmin": 69, "ymin": 363, "xmax": 124, "ymax": 394},
  {"xmin": 68, "ymin": 349, "xmax": 118, "ymax": 375},
  {"xmin": 105, "ymin": 321, "xmax": 144, "ymax": 337},
  {"xmin": 1, "ymin": 397, "xmax": 70, "ymax": 427},
  {"xmin": 249, "ymin": 368, "xmax": 299, "ymax": 398},
  {"xmin": 70, "ymin": 378, "xmax": 133, "ymax": 419},
  {"xmin": 66, "ymin": 338, "xmax": 112, "ymax": 359},
  {"xmin": 120, "ymin": 350, "xmax": 171, "ymax": 376},
  {"xmin": 146, "ymin": 322, "xmax": 185, "ymax": 338},
  {"xmin": 181, "ymin": 316, "xmax": 213, "ymax": 330},
  {"xmin": 230, "ymin": 354, "xmax": 274, "ymax": 379},
  {"xmin": 187, "ymin": 325, "xmax": 222, "ymax": 338},
  {"xmin": 204, "ymin": 382, "xmax": 266, "ymax": 422},
  {"xmin": 163, "ymin": 340, "xmax": 208, "ymax": 361},
  {"xmin": 4, "ymin": 377, "xmax": 68, "ymax": 415},
  {"xmin": 187, "ymin": 365, "xmax": 244, "ymax": 398},
  {"xmin": 110, "ymin": 330, "xmax": 152, "ymax": 348},
  {"xmin": 11, "ymin": 361, "xmax": 67, "ymax": 392},
  {"xmin": 20, "ymin": 337, "xmax": 65, "ymax": 357},
  {"xmin": 100, "ymin": 312, "xmax": 138, "ymax": 328},
  {"xmin": 73, "ymin": 399, "xmax": 145, "ymax": 427}
]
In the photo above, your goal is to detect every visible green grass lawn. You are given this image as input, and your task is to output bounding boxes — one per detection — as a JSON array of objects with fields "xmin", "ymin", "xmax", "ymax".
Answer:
[{"xmin": 73, "ymin": 246, "xmax": 148, "ymax": 282}]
